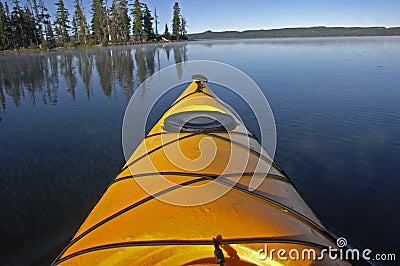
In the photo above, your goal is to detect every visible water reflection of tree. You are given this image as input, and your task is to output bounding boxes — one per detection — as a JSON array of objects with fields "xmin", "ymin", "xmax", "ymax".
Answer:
[
  {"xmin": 0, "ymin": 43, "xmax": 189, "ymax": 121},
  {"xmin": 0, "ymin": 82, "xmax": 5, "ymax": 110},
  {"xmin": 2, "ymin": 56, "xmax": 26, "ymax": 107},
  {"xmin": 134, "ymin": 45, "xmax": 155, "ymax": 84},
  {"xmin": 0, "ymin": 53, "xmax": 59, "ymax": 108},
  {"xmin": 60, "ymin": 52, "xmax": 77, "ymax": 99},
  {"xmin": 96, "ymin": 47, "xmax": 142, "ymax": 98},
  {"xmin": 77, "ymin": 50, "xmax": 93, "ymax": 100},
  {"xmin": 43, "ymin": 54, "xmax": 59, "ymax": 105},
  {"xmin": 145, "ymin": 46, "xmax": 156, "ymax": 77},
  {"xmin": 115, "ymin": 49, "xmax": 134, "ymax": 100},
  {"xmin": 173, "ymin": 44, "xmax": 188, "ymax": 80},
  {"xmin": 95, "ymin": 49, "xmax": 113, "ymax": 97},
  {"xmin": 0, "ymin": 81, "xmax": 5, "ymax": 121},
  {"xmin": 164, "ymin": 44, "xmax": 172, "ymax": 61}
]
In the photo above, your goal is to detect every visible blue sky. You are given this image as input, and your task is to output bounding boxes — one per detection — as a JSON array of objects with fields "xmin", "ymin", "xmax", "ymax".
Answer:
[{"xmin": 37, "ymin": 0, "xmax": 400, "ymax": 33}]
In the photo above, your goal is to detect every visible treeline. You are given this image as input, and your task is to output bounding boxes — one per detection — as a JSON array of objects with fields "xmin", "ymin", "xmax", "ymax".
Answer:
[
  {"xmin": 0, "ymin": 0, "xmax": 188, "ymax": 51},
  {"xmin": 188, "ymin": 27, "xmax": 400, "ymax": 39}
]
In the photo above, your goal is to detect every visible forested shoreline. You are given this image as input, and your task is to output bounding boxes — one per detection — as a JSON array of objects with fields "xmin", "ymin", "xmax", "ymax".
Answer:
[
  {"xmin": 0, "ymin": 0, "xmax": 188, "ymax": 51},
  {"xmin": 188, "ymin": 27, "xmax": 400, "ymax": 39}
]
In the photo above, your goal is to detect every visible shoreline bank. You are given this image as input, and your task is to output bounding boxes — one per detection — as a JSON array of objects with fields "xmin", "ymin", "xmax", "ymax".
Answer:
[{"xmin": 0, "ymin": 39, "xmax": 192, "ymax": 54}]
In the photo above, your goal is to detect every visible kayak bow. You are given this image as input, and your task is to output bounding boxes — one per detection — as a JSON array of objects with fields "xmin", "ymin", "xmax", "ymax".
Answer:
[{"xmin": 53, "ymin": 76, "xmax": 350, "ymax": 265}]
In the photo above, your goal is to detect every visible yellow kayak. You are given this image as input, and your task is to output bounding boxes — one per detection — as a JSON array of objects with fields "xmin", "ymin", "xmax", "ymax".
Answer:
[{"xmin": 53, "ymin": 76, "xmax": 350, "ymax": 265}]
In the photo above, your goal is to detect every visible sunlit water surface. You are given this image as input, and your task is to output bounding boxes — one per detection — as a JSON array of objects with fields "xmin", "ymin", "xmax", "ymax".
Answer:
[{"xmin": 0, "ymin": 37, "xmax": 399, "ymax": 265}]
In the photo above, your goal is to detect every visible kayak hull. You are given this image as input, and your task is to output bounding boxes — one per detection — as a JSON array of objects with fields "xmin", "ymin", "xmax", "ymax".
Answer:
[{"xmin": 53, "ymin": 80, "xmax": 350, "ymax": 265}]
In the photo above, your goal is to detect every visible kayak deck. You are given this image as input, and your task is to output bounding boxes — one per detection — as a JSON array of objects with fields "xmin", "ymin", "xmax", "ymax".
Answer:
[{"xmin": 53, "ymin": 79, "xmax": 350, "ymax": 265}]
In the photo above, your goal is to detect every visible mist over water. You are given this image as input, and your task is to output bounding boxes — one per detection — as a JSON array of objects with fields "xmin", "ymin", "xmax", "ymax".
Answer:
[{"xmin": 0, "ymin": 37, "xmax": 399, "ymax": 265}]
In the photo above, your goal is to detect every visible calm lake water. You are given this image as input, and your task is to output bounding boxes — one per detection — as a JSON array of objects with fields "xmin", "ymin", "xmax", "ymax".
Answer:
[{"xmin": 1, "ymin": 37, "xmax": 399, "ymax": 265}]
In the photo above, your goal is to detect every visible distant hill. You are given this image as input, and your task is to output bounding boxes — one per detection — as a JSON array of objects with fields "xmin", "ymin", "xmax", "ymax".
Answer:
[{"xmin": 187, "ymin": 27, "xmax": 400, "ymax": 39}]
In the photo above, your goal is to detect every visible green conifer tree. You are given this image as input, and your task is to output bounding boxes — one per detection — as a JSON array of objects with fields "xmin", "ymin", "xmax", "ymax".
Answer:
[
  {"xmin": 91, "ymin": 0, "xmax": 105, "ymax": 43},
  {"xmin": 142, "ymin": 3, "xmax": 153, "ymax": 41},
  {"xmin": 131, "ymin": 0, "xmax": 142, "ymax": 42},
  {"xmin": 171, "ymin": 2, "xmax": 180, "ymax": 40},
  {"xmin": 163, "ymin": 23, "xmax": 171, "ymax": 40},
  {"xmin": 118, "ymin": 0, "xmax": 130, "ymax": 41},
  {"xmin": 73, "ymin": 0, "xmax": 88, "ymax": 43},
  {"xmin": 54, "ymin": 0, "xmax": 70, "ymax": 44}
]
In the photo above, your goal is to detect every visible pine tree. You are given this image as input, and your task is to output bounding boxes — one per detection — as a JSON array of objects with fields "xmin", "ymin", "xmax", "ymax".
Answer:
[
  {"xmin": 180, "ymin": 16, "xmax": 187, "ymax": 40},
  {"xmin": 91, "ymin": 0, "xmax": 105, "ymax": 43},
  {"xmin": 1, "ymin": 2, "xmax": 12, "ymax": 49},
  {"xmin": 44, "ymin": 18, "xmax": 55, "ymax": 44},
  {"xmin": 118, "ymin": 0, "xmax": 130, "ymax": 41},
  {"xmin": 171, "ymin": 2, "xmax": 180, "ymax": 40},
  {"xmin": 73, "ymin": 0, "xmax": 88, "ymax": 43},
  {"xmin": 38, "ymin": 0, "xmax": 51, "ymax": 41},
  {"xmin": 142, "ymin": 3, "xmax": 153, "ymax": 41},
  {"xmin": 0, "ymin": 2, "xmax": 7, "ymax": 49},
  {"xmin": 131, "ymin": 0, "xmax": 142, "ymax": 42},
  {"xmin": 154, "ymin": 7, "xmax": 158, "ymax": 36},
  {"xmin": 109, "ymin": 0, "xmax": 118, "ymax": 41},
  {"xmin": 104, "ymin": 0, "xmax": 111, "ymax": 43},
  {"xmin": 11, "ymin": 0, "xmax": 25, "ymax": 48},
  {"xmin": 163, "ymin": 23, "xmax": 171, "ymax": 40},
  {"xmin": 1, "ymin": 0, "xmax": 40, "ymax": 48},
  {"xmin": 71, "ymin": 13, "xmax": 77, "ymax": 39},
  {"xmin": 54, "ymin": 0, "xmax": 70, "ymax": 44},
  {"xmin": 22, "ymin": 6, "xmax": 37, "ymax": 46},
  {"xmin": 30, "ymin": 0, "xmax": 42, "ymax": 42},
  {"xmin": 107, "ymin": 0, "xmax": 131, "ymax": 42}
]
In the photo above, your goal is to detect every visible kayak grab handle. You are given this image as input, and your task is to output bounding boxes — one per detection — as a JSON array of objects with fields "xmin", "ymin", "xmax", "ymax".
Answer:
[{"xmin": 192, "ymin": 74, "xmax": 208, "ymax": 83}]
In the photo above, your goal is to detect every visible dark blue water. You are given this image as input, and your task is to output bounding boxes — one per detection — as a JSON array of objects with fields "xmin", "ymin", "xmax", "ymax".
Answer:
[{"xmin": 0, "ymin": 37, "xmax": 399, "ymax": 265}]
